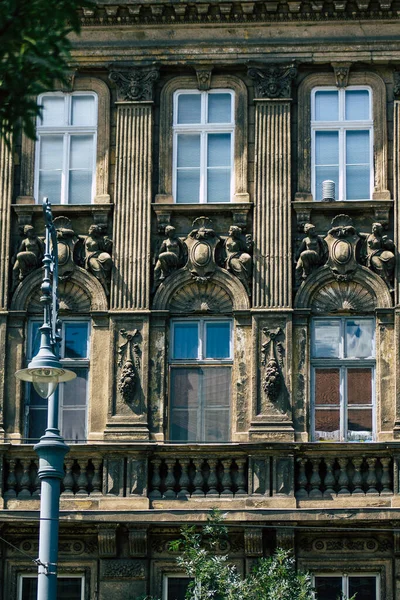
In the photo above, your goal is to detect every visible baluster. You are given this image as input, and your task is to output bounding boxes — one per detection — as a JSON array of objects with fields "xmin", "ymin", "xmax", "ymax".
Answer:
[
  {"xmin": 323, "ymin": 458, "xmax": 335, "ymax": 497},
  {"xmin": 4, "ymin": 458, "xmax": 17, "ymax": 499},
  {"xmin": 366, "ymin": 457, "xmax": 378, "ymax": 494},
  {"xmin": 163, "ymin": 458, "xmax": 177, "ymax": 499},
  {"xmin": 337, "ymin": 458, "xmax": 350, "ymax": 495},
  {"xmin": 91, "ymin": 458, "xmax": 102, "ymax": 496},
  {"xmin": 177, "ymin": 459, "xmax": 190, "ymax": 499},
  {"xmin": 206, "ymin": 458, "xmax": 219, "ymax": 498},
  {"xmin": 18, "ymin": 458, "xmax": 32, "ymax": 499},
  {"xmin": 235, "ymin": 457, "xmax": 247, "ymax": 496},
  {"xmin": 309, "ymin": 458, "xmax": 322, "ymax": 498},
  {"xmin": 62, "ymin": 458, "xmax": 75, "ymax": 496},
  {"xmin": 76, "ymin": 459, "xmax": 89, "ymax": 496},
  {"xmin": 380, "ymin": 457, "xmax": 392, "ymax": 495},
  {"xmin": 192, "ymin": 458, "xmax": 205, "ymax": 497},
  {"xmin": 32, "ymin": 461, "xmax": 40, "ymax": 499},
  {"xmin": 351, "ymin": 457, "xmax": 364, "ymax": 495},
  {"xmin": 149, "ymin": 458, "xmax": 162, "ymax": 499},
  {"xmin": 221, "ymin": 459, "xmax": 233, "ymax": 497},
  {"xmin": 295, "ymin": 457, "xmax": 308, "ymax": 499}
]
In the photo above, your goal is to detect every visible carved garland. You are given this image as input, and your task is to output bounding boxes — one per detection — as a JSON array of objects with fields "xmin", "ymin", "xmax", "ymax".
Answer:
[
  {"xmin": 117, "ymin": 329, "xmax": 141, "ymax": 406},
  {"xmin": 261, "ymin": 327, "xmax": 285, "ymax": 402}
]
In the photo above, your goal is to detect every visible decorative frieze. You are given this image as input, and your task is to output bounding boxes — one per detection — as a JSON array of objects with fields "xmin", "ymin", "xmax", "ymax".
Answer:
[{"xmin": 100, "ymin": 559, "xmax": 146, "ymax": 580}]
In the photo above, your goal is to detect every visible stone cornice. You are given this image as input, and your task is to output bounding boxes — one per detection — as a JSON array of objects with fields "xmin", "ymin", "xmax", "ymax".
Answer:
[{"xmin": 80, "ymin": 0, "xmax": 400, "ymax": 26}]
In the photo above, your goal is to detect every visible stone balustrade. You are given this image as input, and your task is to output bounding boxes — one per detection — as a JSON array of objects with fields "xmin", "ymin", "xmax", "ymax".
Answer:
[{"xmin": 0, "ymin": 444, "xmax": 398, "ymax": 505}]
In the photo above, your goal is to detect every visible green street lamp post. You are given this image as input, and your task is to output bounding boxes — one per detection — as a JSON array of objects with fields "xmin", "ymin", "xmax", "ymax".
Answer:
[{"xmin": 15, "ymin": 198, "xmax": 76, "ymax": 600}]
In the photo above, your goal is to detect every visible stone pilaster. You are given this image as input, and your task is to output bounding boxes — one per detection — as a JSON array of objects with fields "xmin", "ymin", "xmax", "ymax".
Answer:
[
  {"xmin": 109, "ymin": 68, "xmax": 159, "ymax": 310},
  {"xmin": 0, "ymin": 134, "xmax": 13, "ymax": 309},
  {"xmin": 393, "ymin": 97, "xmax": 400, "ymax": 436},
  {"xmin": 249, "ymin": 65, "xmax": 296, "ymax": 308}
]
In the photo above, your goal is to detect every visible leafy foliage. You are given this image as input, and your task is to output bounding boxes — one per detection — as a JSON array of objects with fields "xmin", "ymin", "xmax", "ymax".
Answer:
[{"xmin": 0, "ymin": 0, "xmax": 91, "ymax": 141}]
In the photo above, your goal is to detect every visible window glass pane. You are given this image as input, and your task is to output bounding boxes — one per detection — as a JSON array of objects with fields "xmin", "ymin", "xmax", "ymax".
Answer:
[
  {"xmin": 64, "ymin": 323, "xmax": 89, "ymax": 358},
  {"xmin": 176, "ymin": 170, "xmax": 200, "ymax": 204},
  {"xmin": 314, "ymin": 408, "xmax": 340, "ymax": 440},
  {"xmin": 173, "ymin": 323, "xmax": 198, "ymax": 359},
  {"xmin": 348, "ymin": 576, "xmax": 376, "ymax": 600},
  {"xmin": 346, "ymin": 130, "xmax": 370, "ymax": 164},
  {"xmin": 27, "ymin": 407, "xmax": 47, "ymax": 441},
  {"xmin": 346, "ymin": 164, "xmax": 370, "ymax": 200},
  {"xmin": 170, "ymin": 368, "xmax": 199, "ymax": 441},
  {"xmin": 345, "ymin": 90, "xmax": 370, "ymax": 121},
  {"xmin": 208, "ymin": 93, "xmax": 232, "ymax": 123},
  {"xmin": 315, "ymin": 131, "xmax": 339, "ymax": 165},
  {"xmin": 40, "ymin": 96, "xmax": 65, "ymax": 126},
  {"xmin": 72, "ymin": 95, "xmax": 96, "ymax": 126},
  {"xmin": 203, "ymin": 367, "xmax": 230, "ymax": 441},
  {"xmin": 208, "ymin": 134, "xmax": 231, "ymax": 167},
  {"xmin": 205, "ymin": 322, "xmax": 230, "ymax": 359},
  {"xmin": 177, "ymin": 134, "xmax": 201, "ymax": 168},
  {"xmin": 346, "ymin": 319, "xmax": 374, "ymax": 358},
  {"xmin": 40, "ymin": 136, "xmax": 64, "ymax": 170},
  {"xmin": 39, "ymin": 171, "xmax": 62, "ymax": 204},
  {"xmin": 312, "ymin": 321, "xmax": 341, "ymax": 357},
  {"xmin": 314, "ymin": 576, "xmax": 343, "ymax": 600},
  {"xmin": 315, "ymin": 368, "xmax": 340, "ymax": 405},
  {"xmin": 70, "ymin": 135, "xmax": 94, "ymax": 170},
  {"xmin": 62, "ymin": 368, "xmax": 88, "ymax": 406},
  {"xmin": 31, "ymin": 322, "xmax": 41, "ymax": 358},
  {"xmin": 177, "ymin": 94, "xmax": 201, "ymax": 124},
  {"xmin": 347, "ymin": 369, "xmax": 372, "ymax": 405},
  {"xmin": 314, "ymin": 91, "xmax": 339, "ymax": 121},
  {"xmin": 69, "ymin": 170, "xmax": 92, "ymax": 205},
  {"xmin": 167, "ymin": 577, "xmax": 192, "ymax": 600},
  {"xmin": 21, "ymin": 577, "xmax": 82, "ymax": 600},
  {"xmin": 62, "ymin": 407, "xmax": 86, "ymax": 442},
  {"xmin": 207, "ymin": 169, "xmax": 231, "ymax": 203},
  {"xmin": 347, "ymin": 408, "xmax": 373, "ymax": 441}
]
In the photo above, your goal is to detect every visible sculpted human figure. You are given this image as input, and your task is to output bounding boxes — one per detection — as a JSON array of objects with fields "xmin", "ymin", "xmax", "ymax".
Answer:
[
  {"xmin": 224, "ymin": 225, "xmax": 253, "ymax": 295},
  {"xmin": 365, "ymin": 222, "xmax": 395, "ymax": 290},
  {"xmin": 153, "ymin": 226, "xmax": 184, "ymax": 289},
  {"xmin": 12, "ymin": 225, "xmax": 44, "ymax": 288},
  {"xmin": 84, "ymin": 224, "xmax": 113, "ymax": 296},
  {"xmin": 295, "ymin": 223, "xmax": 326, "ymax": 286}
]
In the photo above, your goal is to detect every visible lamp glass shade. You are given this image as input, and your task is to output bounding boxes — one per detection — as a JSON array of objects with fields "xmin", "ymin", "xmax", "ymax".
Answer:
[
  {"xmin": 32, "ymin": 378, "xmax": 58, "ymax": 399},
  {"xmin": 15, "ymin": 365, "xmax": 76, "ymax": 399}
]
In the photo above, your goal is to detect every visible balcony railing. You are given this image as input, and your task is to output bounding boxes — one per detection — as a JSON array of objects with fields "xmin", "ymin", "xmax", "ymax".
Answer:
[{"xmin": 0, "ymin": 443, "xmax": 398, "ymax": 506}]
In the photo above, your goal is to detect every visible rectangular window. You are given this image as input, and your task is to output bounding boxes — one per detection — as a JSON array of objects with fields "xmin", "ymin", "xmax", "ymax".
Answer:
[
  {"xmin": 173, "ymin": 90, "xmax": 234, "ymax": 204},
  {"xmin": 26, "ymin": 320, "xmax": 90, "ymax": 443},
  {"xmin": 311, "ymin": 317, "xmax": 375, "ymax": 442},
  {"xmin": 163, "ymin": 575, "xmax": 193, "ymax": 600},
  {"xmin": 19, "ymin": 575, "xmax": 84, "ymax": 600},
  {"xmin": 314, "ymin": 573, "xmax": 378, "ymax": 600},
  {"xmin": 311, "ymin": 87, "xmax": 373, "ymax": 201},
  {"xmin": 169, "ymin": 320, "xmax": 232, "ymax": 442},
  {"xmin": 35, "ymin": 92, "xmax": 97, "ymax": 204}
]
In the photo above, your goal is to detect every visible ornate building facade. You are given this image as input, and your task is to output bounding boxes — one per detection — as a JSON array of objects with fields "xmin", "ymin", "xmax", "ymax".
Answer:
[{"xmin": 0, "ymin": 1, "xmax": 400, "ymax": 598}]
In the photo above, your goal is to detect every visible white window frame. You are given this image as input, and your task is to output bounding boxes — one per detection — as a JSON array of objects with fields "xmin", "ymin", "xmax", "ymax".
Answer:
[
  {"xmin": 34, "ymin": 91, "xmax": 98, "ymax": 205},
  {"xmin": 311, "ymin": 86, "xmax": 373, "ymax": 201},
  {"xmin": 313, "ymin": 572, "xmax": 379, "ymax": 599},
  {"xmin": 169, "ymin": 318, "xmax": 233, "ymax": 442},
  {"xmin": 163, "ymin": 574, "xmax": 193, "ymax": 600},
  {"xmin": 26, "ymin": 318, "xmax": 91, "ymax": 442},
  {"xmin": 172, "ymin": 89, "xmax": 235, "ymax": 204},
  {"xmin": 18, "ymin": 574, "xmax": 85, "ymax": 600},
  {"xmin": 311, "ymin": 317, "xmax": 376, "ymax": 442}
]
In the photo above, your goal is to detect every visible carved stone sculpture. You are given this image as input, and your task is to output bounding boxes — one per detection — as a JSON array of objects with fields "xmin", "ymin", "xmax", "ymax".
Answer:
[
  {"xmin": 261, "ymin": 327, "xmax": 284, "ymax": 403},
  {"xmin": 184, "ymin": 216, "xmax": 221, "ymax": 283},
  {"xmin": 324, "ymin": 214, "xmax": 360, "ymax": 281},
  {"xmin": 295, "ymin": 223, "xmax": 326, "ymax": 287},
  {"xmin": 153, "ymin": 225, "xmax": 185, "ymax": 290},
  {"xmin": 364, "ymin": 222, "xmax": 395, "ymax": 291},
  {"xmin": 248, "ymin": 63, "xmax": 297, "ymax": 99},
  {"xmin": 53, "ymin": 216, "xmax": 79, "ymax": 280},
  {"xmin": 224, "ymin": 225, "xmax": 253, "ymax": 295},
  {"xmin": 117, "ymin": 329, "xmax": 140, "ymax": 407},
  {"xmin": 12, "ymin": 225, "xmax": 44, "ymax": 289},
  {"xmin": 84, "ymin": 224, "xmax": 113, "ymax": 296},
  {"xmin": 109, "ymin": 68, "xmax": 159, "ymax": 102}
]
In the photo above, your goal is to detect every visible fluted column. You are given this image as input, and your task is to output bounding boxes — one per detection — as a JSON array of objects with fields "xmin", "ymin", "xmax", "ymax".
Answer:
[
  {"xmin": 0, "ymin": 133, "xmax": 13, "ymax": 308},
  {"xmin": 109, "ymin": 68, "xmax": 159, "ymax": 310},
  {"xmin": 393, "ymin": 92, "xmax": 400, "ymax": 436},
  {"xmin": 249, "ymin": 65, "xmax": 296, "ymax": 308}
]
